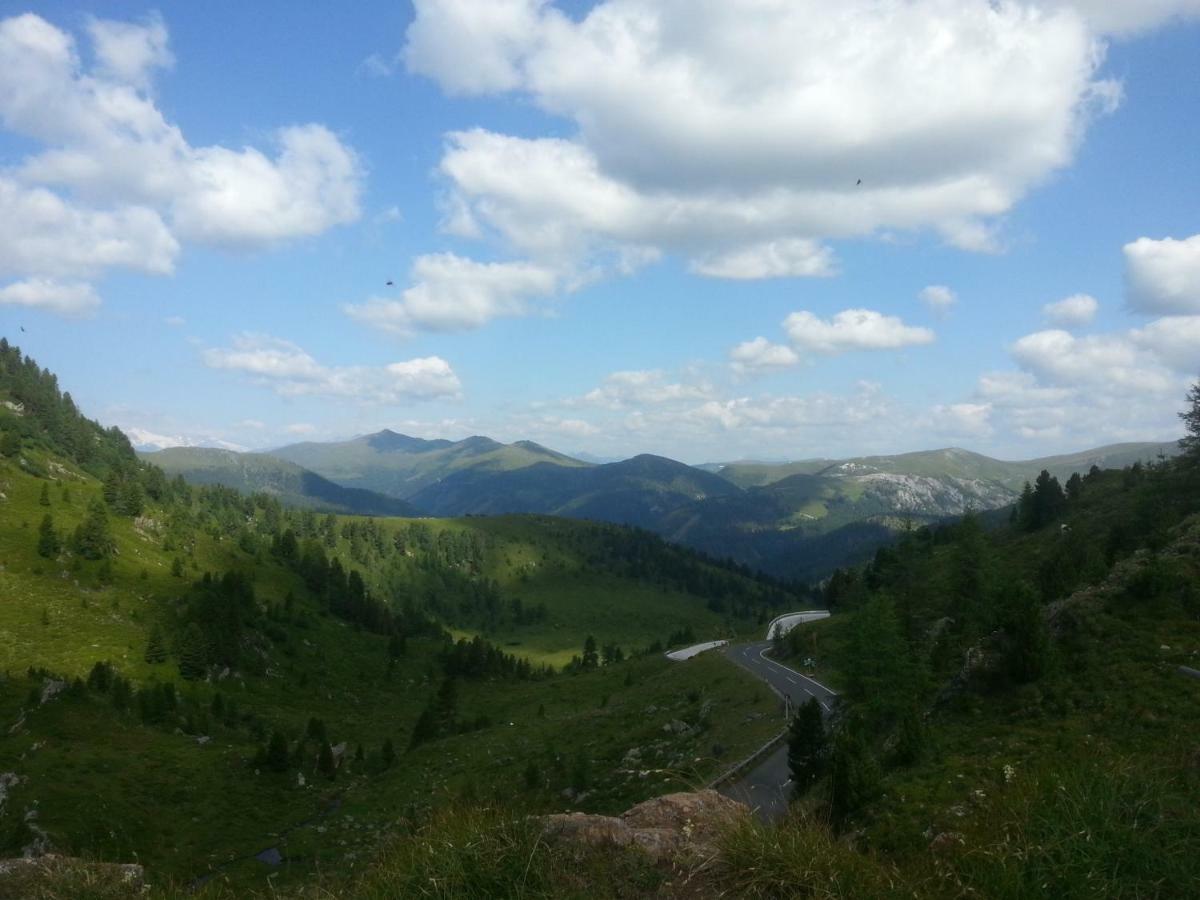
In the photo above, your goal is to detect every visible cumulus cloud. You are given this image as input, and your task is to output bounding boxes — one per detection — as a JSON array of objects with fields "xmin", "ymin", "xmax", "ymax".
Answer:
[
  {"xmin": 580, "ymin": 369, "xmax": 713, "ymax": 410},
  {"xmin": 920, "ymin": 285, "xmax": 957, "ymax": 314},
  {"xmin": 730, "ymin": 337, "xmax": 801, "ymax": 373},
  {"xmin": 344, "ymin": 253, "xmax": 560, "ymax": 335},
  {"xmin": 1010, "ymin": 328, "xmax": 1174, "ymax": 392},
  {"xmin": 926, "ymin": 402, "xmax": 994, "ymax": 438},
  {"xmin": 784, "ymin": 309, "xmax": 935, "ymax": 354},
  {"xmin": 1036, "ymin": 0, "xmax": 1200, "ymax": 36},
  {"xmin": 1043, "ymin": 293, "xmax": 1099, "ymax": 326},
  {"xmin": 203, "ymin": 334, "xmax": 461, "ymax": 404},
  {"xmin": 0, "ymin": 278, "xmax": 100, "ymax": 316},
  {"xmin": 691, "ymin": 239, "xmax": 835, "ymax": 280},
  {"xmin": 983, "ymin": 314, "xmax": 1199, "ymax": 447},
  {"xmin": 406, "ymin": 0, "xmax": 1120, "ymax": 281},
  {"xmin": 85, "ymin": 13, "xmax": 173, "ymax": 89},
  {"xmin": 0, "ymin": 12, "xmax": 362, "ymax": 314},
  {"xmin": 1124, "ymin": 234, "xmax": 1200, "ymax": 314}
]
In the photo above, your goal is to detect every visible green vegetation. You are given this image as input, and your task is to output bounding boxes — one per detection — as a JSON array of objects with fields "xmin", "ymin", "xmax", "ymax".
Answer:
[
  {"xmin": 143, "ymin": 447, "xmax": 421, "ymax": 517},
  {"xmin": 3, "ymin": 341, "xmax": 1196, "ymax": 899},
  {"xmin": 0, "ymin": 342, "xmax": 793, "ymax": 893}
]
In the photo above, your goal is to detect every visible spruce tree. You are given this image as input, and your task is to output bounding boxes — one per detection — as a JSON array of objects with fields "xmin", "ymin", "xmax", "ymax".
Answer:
[
  {"xmin": 581, "ymin": 635, "xmax": 599, "ymax": 670},
  {"xmin": 787, "ymin": 697, "xmax": 827, "ymax": 797},
  {"xmin": 38, "ymin": 483, "xmax": 50, "ymax": 506},
  {"xmin": 265, "ymin": 730, "xmax": 289, "ymax": 772},
  {"xmin": 72, "ymin": 498, "xmax": 115, "ymax": 560},
  {"xmin": 177, "ymin": 623, "xmax": 208, "ymax": 681},
  {"xmin": 317, "ymin": 741, "xmax": 336, "ymax": 779},
  {"xmin": 36, "ymin": 514, "xmax": 59, "ymax": 558},
  {"xmin": 827, "ymin": 720, "xmax": 882, "ymax": 827},
  {"xmin": 144, "ymin": 624, "xmax": 168, "ymax": 664},
  {"xmin": 1180, "ymin": 380, "xmax": 1200, "ymax": 459}
]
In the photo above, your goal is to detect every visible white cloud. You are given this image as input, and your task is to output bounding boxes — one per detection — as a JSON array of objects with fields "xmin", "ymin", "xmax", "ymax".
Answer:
[
  {"xmin": 403, "ymin": 0, "xmax": 545, "ymax": 95},
  {"xmin": 285, "ymin": 423, "xmax": 317, "ymax": 435},
  {"xmin": 164, "ymin": 315, "xmax": 185, "ymax": 327},
  {"xmin": 691, "ymin": 239, "xmax": 835, "ymax": 280},
  {"xmin": 920, "ymin": 285, "xmax": 957, "ymax": 314},
  {"xmin": 926, "ymin": 402, "xmax": 994, "ymax": 438},
  {"xmin": 86, "ymin": 13, "xmax": 172, "ymax": 90},
  {"xmin": 784, "ymin": 309, "xmax": 935, "ymax": 354},
  {"xmin": 203, "ymin": 334, "xmax": 462, "ymax": 404},
  {"xmin": 407, "ymin": 0, "xmax": 1119, "ymax": 278},
  {"xmin": 1036, "ymin": 0, "xmax": 1200, "ymax": 36},
  {"xmin": 0, "ymin": 177, "xmax": 178, "ymax": 279},
  {"xmin": 1130, "ymin": 316, "xmax": 1200, "ymax": 373},
  {"xmin": 0, "ymin": 278, "xmax": 99, "ymax": 316},
  {"xmin": 0, "ymin": 13, "xmax": 362, "ymax": 314},
  {"xmin": 1043, "ymin": 293, "xmax": 1098, "ymax": 326},
  {"xmin": 1124, "ymin": 234, "xmax": 1200, "ymax": 314},
  {"xmin": 1010, "ymin": 328, "xmax": 1174, "ymax": 392},
  {"xmin": 344, "ymin": 253, "xmax": 561, "ymax": 335},
  {"xmin": 580, "ymin": 369, "xmax": 713, "ymax": 410},
  {"xmin": 729, "ymin": 337, "xmax": 800, "ymax": 373}
]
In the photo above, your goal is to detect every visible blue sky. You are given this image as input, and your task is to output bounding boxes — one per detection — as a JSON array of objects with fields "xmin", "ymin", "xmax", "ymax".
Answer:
[{"xmin": 1, "ymin": 1, "xmax": 1198, "ymax": 463}]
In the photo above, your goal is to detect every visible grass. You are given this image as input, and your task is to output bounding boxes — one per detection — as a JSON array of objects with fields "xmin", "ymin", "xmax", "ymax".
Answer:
[{"xmin": 0, "ymin": 449, "xmax": 786, "ymax": 892}]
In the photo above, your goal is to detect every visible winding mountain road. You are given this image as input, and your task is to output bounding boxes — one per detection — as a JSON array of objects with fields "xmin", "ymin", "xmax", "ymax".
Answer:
[{"xmin": 716, "ymin": 640, "xmax": 838, "ymax": 820}]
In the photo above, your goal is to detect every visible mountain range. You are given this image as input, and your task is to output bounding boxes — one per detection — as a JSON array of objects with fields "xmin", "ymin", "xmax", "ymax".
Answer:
[{"xmin": 143, "ymin": 432, "xmax": 1180, "ymax": 580}]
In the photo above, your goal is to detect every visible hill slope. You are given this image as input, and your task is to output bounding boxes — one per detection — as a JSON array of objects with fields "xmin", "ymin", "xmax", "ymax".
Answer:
[
  {"xmin": 140, "ymin": 446, "xmax": 423, "ymax": 517},
  {"xmin": 270, "ymin": 429, "xmax": 589, "ymax": 498}
]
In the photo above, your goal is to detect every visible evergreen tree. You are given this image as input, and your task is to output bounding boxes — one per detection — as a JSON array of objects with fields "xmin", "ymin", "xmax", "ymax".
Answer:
[
  {"xmin": 1016, "ymin": 481, "xmax": 1036, "ymax": 531},
  {"xmin": 265, "ymin": 730, "xmax": 289, "ymax": 772},
  {"xmin": 1000, "ymin": 581, "xmax": 1051, "ymax": 684},
  {"xmin": 317, "ymin": 741, "xmax": 336, "ymax": 779},
  {"xmin": 177, "ymin": 623, "xmax": 208, "ymax": 681},
  {"xmin": 72, "ymin": 498, "xmax": 115, "ymax": 560},
  {"xmin": 38, "ymin": 483, "xmax": 50, "ymax": 506},
  {"xmin": 143, "ymin": 624, "xmax": 168, "ymax": 664},
  {"xmin": 36, "ymin": 513, "xmax": 59, "ymax": 558},
  {"xmin": 827, "ymin": 720, "xmax": 882, "ymax": 827},
  {"xmin": 1180, "ymin": 380, "xmax": 1200, "ymax": 459},
  {"xmin": 581, "ymin": 635, "xmax": 599, "ymax": 670},
  {"xmin": 786, "ymin": 697, "xmax": 827, "ymax": 797},
  {"xmin": 381, "ymin": 738, "xmax": 396, "ymax": 769},
  {"xmin": 1065, "ymin": 472, "xmax": 1084, "ymax": 502}
]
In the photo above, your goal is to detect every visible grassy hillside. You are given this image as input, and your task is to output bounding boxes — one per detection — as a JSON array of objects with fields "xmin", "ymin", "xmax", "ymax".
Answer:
[
  {"xmin": 141, "ymin": 446, "xmax": 423, "ymax": 517},
  {"xmin": 0, "ymin": 440, "xmax": 791, "ymax": 892},
  {"xmin": 270, "ymin": 429, "xmax": 589, "ymax": 498},
  {"xmin": 712, "ymin": 442, "xmax": 1179, "ymax": 490}
]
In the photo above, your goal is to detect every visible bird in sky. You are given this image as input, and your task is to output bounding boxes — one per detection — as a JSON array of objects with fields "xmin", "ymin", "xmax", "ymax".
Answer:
[
  {"xmin": 856, "ymin": 178, "xmax": 862, "ymax": 185},
  {"xmin": 386, "ymin": 280, "xmax": 394, "ymax": 286}
]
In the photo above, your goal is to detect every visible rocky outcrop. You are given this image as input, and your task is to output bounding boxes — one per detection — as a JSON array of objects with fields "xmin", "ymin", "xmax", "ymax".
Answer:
[
  {"xmin": 0, "ymin": 854, "xmax": 144, "ymax": 893},
  {"xmin": 540, "ymin": 789, "xmax": 748, "ymax": 862}
]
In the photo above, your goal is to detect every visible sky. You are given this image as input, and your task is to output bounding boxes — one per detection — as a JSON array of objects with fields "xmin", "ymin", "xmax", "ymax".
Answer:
[{"xmin": 1, "ymin": 0, "xmax": 1199, "ymax": 464}]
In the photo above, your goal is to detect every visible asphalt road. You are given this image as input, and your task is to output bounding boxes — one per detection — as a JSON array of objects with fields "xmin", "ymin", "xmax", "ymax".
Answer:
[{"xmin": 717, "ymin": 641, "xmax": 838, "ymax": 820}]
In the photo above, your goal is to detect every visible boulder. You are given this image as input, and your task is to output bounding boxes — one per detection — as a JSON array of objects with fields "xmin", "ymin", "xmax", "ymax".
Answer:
[{"xmin": 540, "ymin": 789, "xmax": 748, "ymax": 863}]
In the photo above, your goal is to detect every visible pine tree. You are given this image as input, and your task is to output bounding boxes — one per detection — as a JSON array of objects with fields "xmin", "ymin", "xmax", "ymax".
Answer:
[
  {"xmin": 72, "ymin": 498, "xmax": 115, "ymax": 560},
  {"xmin": 1180, "ymin": 380, "xmax": 1200, "ymax": 459},
  {"xmin": 144, "ymin": 624, "xmax": 168, "ymax": 664},
  {"xmin": 265, "ymin": 730, "xmax": 289, "ymax": 773},
  {"xmin": 38, "ymin": 483, "xmax": 50, "ymax": 506},
  {"xmin": 827, "ymin": 720, "xmax": 881, "ymax": 827},
  {"xmin": 177, "ymin": 623, "xmax": 208, "ymax": 681},
  {"xmin": 36, "ymin": 514, "xmax": 59, "ymax": 558},
  {"xmin": 581, "ymin": 635, "xmax": 599, "ymax": 670},
  {"xmin": 1000, "ymin": 581, "xmax": 1051, "ymax": 684},
  {"xmin": 317, "ymin": 741, "xmax": 336, "ymax": 779},
  {"xmin": 786, "ymin": 697, "xmax": 827, "ymax": 797}
]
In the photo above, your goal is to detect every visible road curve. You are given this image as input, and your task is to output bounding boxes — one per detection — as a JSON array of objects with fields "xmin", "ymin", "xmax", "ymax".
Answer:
[{"xmin": 717, "ymin": 641, "xmax": 838, "ymax": 820}]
